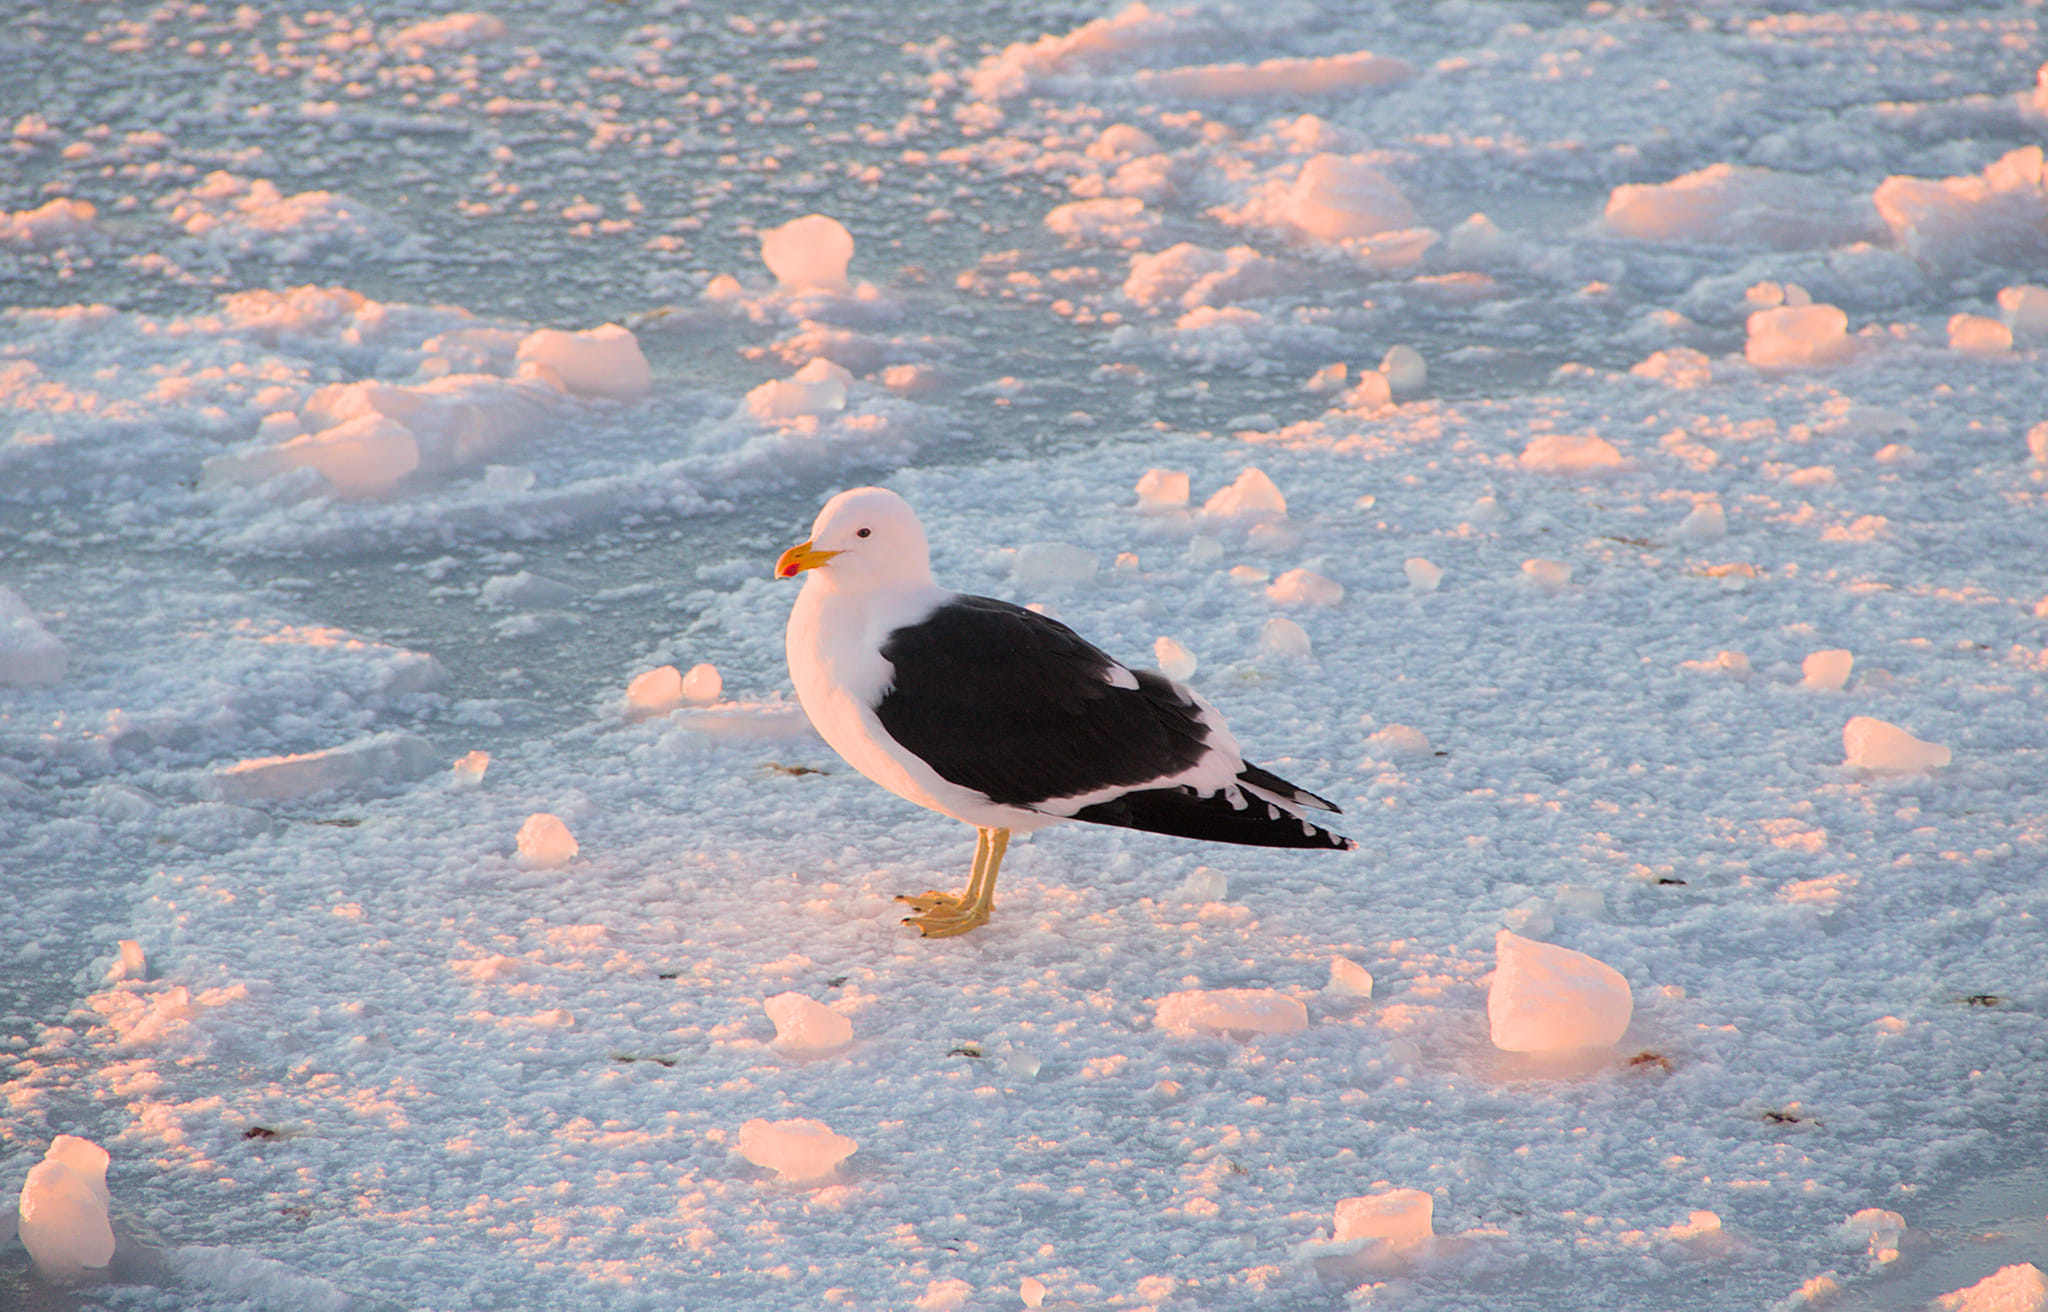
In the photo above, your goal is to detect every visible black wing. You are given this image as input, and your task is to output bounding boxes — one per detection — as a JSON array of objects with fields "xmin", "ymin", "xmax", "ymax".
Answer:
[{"xmin": 874, "ymin": 595, "xmax": 1213, "ymax": 808}]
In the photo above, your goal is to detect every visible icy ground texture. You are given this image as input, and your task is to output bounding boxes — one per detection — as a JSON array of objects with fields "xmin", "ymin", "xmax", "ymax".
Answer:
[{"xmin": 5, "ymin": 0, "xmax": 2048, "ymax": 1310}]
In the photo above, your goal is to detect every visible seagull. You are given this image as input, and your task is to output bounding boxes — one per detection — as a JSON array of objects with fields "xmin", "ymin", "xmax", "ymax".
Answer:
[{"xmin": 777, "ymin": 486, "xmax": 1353, "ymax": 937}]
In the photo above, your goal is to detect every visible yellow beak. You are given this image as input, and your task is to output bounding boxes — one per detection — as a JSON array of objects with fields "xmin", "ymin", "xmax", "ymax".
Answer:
[{"xmin": 776, "ymin": 540, "xmax": 842, "ymax": 579}]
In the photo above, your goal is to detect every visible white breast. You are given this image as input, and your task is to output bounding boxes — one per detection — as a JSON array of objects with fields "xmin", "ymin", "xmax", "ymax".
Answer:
[{"xmin": 786, "ymin": 575, "xmax": 1058, "ymax": 832}]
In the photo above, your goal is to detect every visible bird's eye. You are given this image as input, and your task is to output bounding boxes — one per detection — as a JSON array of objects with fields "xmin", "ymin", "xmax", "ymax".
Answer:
[{"xmin": 856, "ymin": 527, "xmax": 871, "ymax": 538}]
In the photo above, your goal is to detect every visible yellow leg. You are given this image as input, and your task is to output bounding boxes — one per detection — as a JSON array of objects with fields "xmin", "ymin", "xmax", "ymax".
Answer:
[{"xmin": 897, "ymin": 827, "xmax": 1010, "ymax": 937}]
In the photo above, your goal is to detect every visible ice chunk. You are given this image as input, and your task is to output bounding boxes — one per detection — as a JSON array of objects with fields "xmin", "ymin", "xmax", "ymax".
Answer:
[
  {"xmin": 1278, "ymin": 154, "xmax": 1416, "ymax": 242},
  {"xmin": 1379, "ymin": 344, "xmax": 1426, "ymax": 396},
  {"xmin": 745, "ymin": 357, "xmax": 852, "ymax": 421},
  {"xmin": 1259, "ymin": 617, "xmax": 1313, "ymax": 659},
  {"xmin": 1326, "ymin": 958, "xmax": 1374, "ymax": 998},
  {"xmin": 1519, "ymin": 433, "xmax": 1624, "ymax": 474},
  {"xmin": 760, "ymin": 214, "xmax": 854, "ymax": 293},
  {"xmin": 1180, "ymin": 866, "xmax": 1227, "ymax": 901},
  {"xmin": 1135, "ymin": 468, "xmax": 1189, "ymax": 510},
  {"xmin": 1046, "ymin": 196, "xmax": 1158, "ymax": 246},
  {"xmin": 1403, "ymin": 557, "xmax": 1443, "ymax": 592},
  {"xmin": 1154, "ymin": 637, "xmax": 1197, "ymax": 682},
  {"xmin": 1134, "ymin": 50, "xmax": 1410, "ymax": 98},
  {"xmin": 18, "ymin": 1135, "xmax": 115, "ymax": 1281},
  {"xmin": 1367, "ymin": 724, "xmax": 1432, "ymax": 759},
  {"xmin": 1934, "ymin": 1264, "xmax": 2046, "ymax": 1312},
  {"xmin": 1843, "ymin": 717, "xmax": 1950, "ymax": 774},
  {"xmin": 1019, "ymin": 1276, "xmax": 1047, "ymax": 1309},
  {"xmin": 1632, "ymin": 347, "xmax": 1714, "ymax": 388},
  {"xmin": 1202, "ymin": 467, "xmax": 1287, "ymax": 523},
  {"xmin": 245, "ymin": 413, "xmax": 423, "ymax": 497},
  {"xmin": 628, "ymin": 665, "xmax": 685, "ymax": 713},
  {"xmin": 515, "ymin": 812, "xmax": 578, "ymax": 869},
  {"xmin": 389, "ymin": 13, "xmax": 507, "ymax": 51},
  {"xmin": 1836, "ymin": 1208, "xmax": 1905, "ymax": 1263},
  {"xmin": 2030, "ymin": 422, "xmax": 2048, "ymax": 465},
  {"xmin": 1267, "ymin": 568, "xmax": 1344, "ymax": 607},
  {"xmin": 1339, "ymin": 370, "xmax": 1393, "ymax": 410},
  {"xmin": 516, "ymin": 324, "xmax": 651, "ymax": 401},
  {"xmin": 1155, "ymin": 988, "xmax": 1308, "ymax": 1037},
  {"xmin": 1999, "ymin": 284, "xmax": 2048, "ymax": 336},
  {"xmin": 738, "ymin": 1117, "xmax": 857, "ymax": 1182},
  {"xmin": 682, "ymin": 663, "xmax": 722, "ymax": 703},
  {"xmin": 1603, "ymin": 163, "xmax": 1871, "ymax": 248},
  {"xmin": 1012, "ymin": 543, "xmax": 1097, "ymax": 588},
  {"xmin": 1487, "ymin": 930, "xmax": 1633, "ymax": 1053},
  {"xmin": 214, "ymin": 732, "xmax": 438, "ymax": 802},
  {"xmin": 1674, "ymin": 501, "xmax": 1727, "ymax": 545},
  {"xmin": 0, "ymin": 586, "xmax": 67, "ymax": 686},
  {"xmin": 1446, "ymin": 212, "xmax": 1510, "ymax": 262},
  {"xmin": 1802, "ymin": 649, "xmax": 1854, "ymax": 691},
  {"xmin": 103, "ymin": 940, "xmax": 147, "ymax": 984},
  {"xmin": 1334, "ymin": 1188, "xmax": 1433, "ymax": 1249},
  {"xmin": 1521, "ymin": 559, "xmax": 1573, "ymax": 593},
  {"xmin": 1949, "ymin": 313, "xmax": 2013, "ymax": 356},
  {"xmin": 480, "ymin": 570, "xmax": 574, "ymax": 608},
  {"xmin": 450, "ymin": 750, "xmax": 489, "ymax": 788},
  {"xmin": 1304, "ymin": 362, "xmax": 1348, "ymax": 393},
  {"xmin": 763, "ymin": 992, "xmax": 852, "ymax": 1054},
  {"xmin": 1746, "ymin": 303, "xmax": 1855, "ymax": 368},
  {"xmin": 1875, "ymin": 146, "xmax": 2048, "ymax": 269}
]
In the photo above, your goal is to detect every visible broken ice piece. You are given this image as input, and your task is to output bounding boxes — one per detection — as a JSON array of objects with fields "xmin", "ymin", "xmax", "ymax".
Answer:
[
  {"xmin": 18, "ymin": 1135, "xmax": 115, "ymax": 1282},
  {"xmin": 515, "ymin": 812, "xmax": 578, "ymax": 868},
  {"xmin": 763, "ymin": 992, "xmax": 852, "ymax": 1054},
  {"xmin": 1154, "ymin": 636, "xmax": 1197, "ymax": 682},
  {"xmin": 1135, "ymin": 468, "xmax": 1189, "ymax": 510},
  {"xmin": 1180, "ymin": 866, "xmax": 1227, "ymax": 901},
  {"xmin": 1487, "ymin": 930, "xmax": 1633, "ymax": 1053},
  {"xmin": 1933, "ymin": 1263, "xmax": 2046, "ymax": 1312},
  {"xmin": 738, "ymin": 1117, "xmax": 857, "ymax": 1182},
  {"xmin": 1842, "ymin": 716, "xmax": 1949, "ymax": 774},
  {"xmin": 1334, "ymin": 1188, "xmax": 1433, "ymax": 1250},
  {"xmin": 1802, "ymin": 649, "xmax": 1853, "ymax": 691},
  {"xmin": 1326, "ymin": 958, "xmax": 1374, "ymax": 998},
  {"xmin": 681, "ymin": 662, "xmax": 722, "ymax": 703},
  {"xmin": 450, "ymin": 750, "xmax": 490, "ymax": 788},
  {"xmin": 1155, "ymin": 988, "xmax": 1308, "ymax": 1037},
  {"xmin": 627, "ymin": 665, "xmax": 685, "ymax": 712}
]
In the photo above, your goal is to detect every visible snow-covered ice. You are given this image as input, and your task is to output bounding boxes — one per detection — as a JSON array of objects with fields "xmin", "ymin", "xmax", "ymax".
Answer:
[{"xmin": 4, "ymin": 0, "xmax": 2048, "ymax": 1308}]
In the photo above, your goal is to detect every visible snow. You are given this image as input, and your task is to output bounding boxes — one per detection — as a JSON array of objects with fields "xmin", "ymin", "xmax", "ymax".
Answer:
[
  {"xmin": 17, "ymin": 1136, "xmax": 115, "ymax": 1282},
  {"xmin": 1487, "ymin": 931, "xmax": 1635, "ymax": 1054},
  {"xmin": 5, "ymin": 0, "xmax": 2048, "ymax": 1307}
]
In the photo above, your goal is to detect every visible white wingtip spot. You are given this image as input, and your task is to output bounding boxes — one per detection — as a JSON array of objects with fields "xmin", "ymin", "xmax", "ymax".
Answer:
[{"xmin": 1104, "ymin": 663, "xmax": 1140, "ymax": 691}]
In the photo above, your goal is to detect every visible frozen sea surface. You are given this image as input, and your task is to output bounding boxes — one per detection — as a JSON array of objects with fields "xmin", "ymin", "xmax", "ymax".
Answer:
[{"xmin": 4, "ymin": 1, "xmax": 2048, "ymax": 1309}]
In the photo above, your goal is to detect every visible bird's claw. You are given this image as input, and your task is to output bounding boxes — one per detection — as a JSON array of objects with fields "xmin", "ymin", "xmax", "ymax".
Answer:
[{"xmin": 895, "ymin": 891, "xmax": 989, "ymax": 938}]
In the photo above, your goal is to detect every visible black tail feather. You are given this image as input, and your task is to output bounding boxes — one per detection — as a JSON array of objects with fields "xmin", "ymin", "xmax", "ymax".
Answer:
[{"xmin": 1068, "ymin": 768, "xmax": 1354, "ymax": 850}]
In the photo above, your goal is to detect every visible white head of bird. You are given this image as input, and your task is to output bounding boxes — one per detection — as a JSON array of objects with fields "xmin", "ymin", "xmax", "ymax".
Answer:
[{"xmin": 776, "ymin": 486, "xmax": 934, "ymax": 593}]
